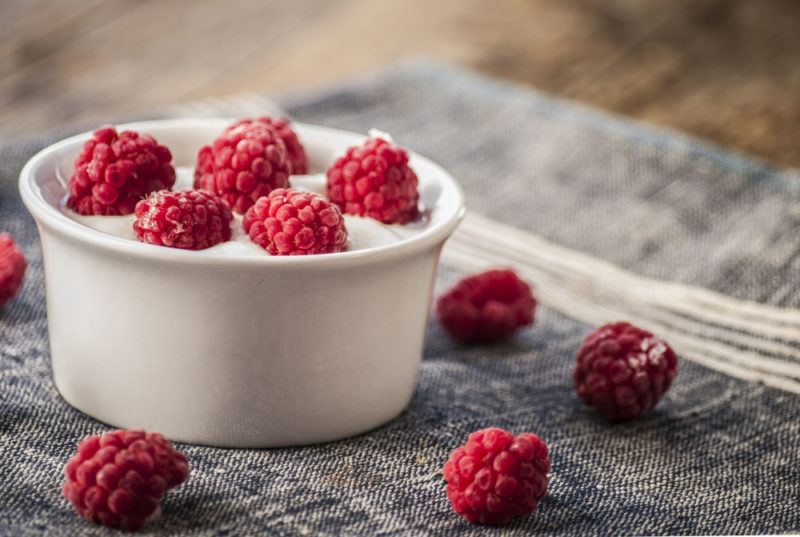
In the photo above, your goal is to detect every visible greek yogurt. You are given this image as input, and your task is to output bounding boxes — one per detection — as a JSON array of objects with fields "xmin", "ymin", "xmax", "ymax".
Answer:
[{"xmin": 64, "ymin": 167, "xmax": 429, "ymax": 256}]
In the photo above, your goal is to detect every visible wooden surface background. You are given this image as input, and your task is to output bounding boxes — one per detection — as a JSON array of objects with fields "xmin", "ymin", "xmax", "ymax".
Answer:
[{"xmin": 2, "ymin": 0, "xmax": 799, "ymax": 168}]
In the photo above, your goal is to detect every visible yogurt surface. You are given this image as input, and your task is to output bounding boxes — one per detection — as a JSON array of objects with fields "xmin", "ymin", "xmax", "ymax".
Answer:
[{"xmin": 65, "ymin": 167, "xmax": 429, "ymax": 256}]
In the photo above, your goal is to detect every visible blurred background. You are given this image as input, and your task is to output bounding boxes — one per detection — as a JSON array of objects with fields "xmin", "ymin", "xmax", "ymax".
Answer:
[{"xmin": 2, "ymin": 0, "xmax": 799, "ymax": 168}]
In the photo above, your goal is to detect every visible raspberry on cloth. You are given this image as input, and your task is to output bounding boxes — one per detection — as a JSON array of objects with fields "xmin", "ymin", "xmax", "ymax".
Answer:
[
  {"xmin": 574, "ymin": 321, "xmax": 678, "ymax": 421},
  {"xmin": 443, "ymin": 427, "xmax": 550, "ymax": 525},
  {"xmin": 62, "ymin": 429, "xmax": 189, "ymax": 531},
  {"xmin": 436, "ymin": 269, "xmax": 536, "ymax": 343},
  {"xmin": 0, "ymin": 233, "xmax": 26, "ymax": 309}
]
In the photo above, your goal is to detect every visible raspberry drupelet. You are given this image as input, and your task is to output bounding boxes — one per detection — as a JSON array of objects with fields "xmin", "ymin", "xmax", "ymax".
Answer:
[
  {"xmin": 243, "ymin": 188, "xmax": 348, "ymax": 255},
  {"xmin": 133, "ymin": 189, "xmax": 233, "ymax": 250},
  {"xmin": 326, "ymin": 135, "xmax": 419, "ymax": 224},
  {"xmin": 443, "ymin": 427, "xmax": 550, "ymax": 525},
  {"xmin": 436, "ymin": 269, "xmax": 536, "ymax": 343},
  {"xmin": 574, "ymin": 321, "xmax": 678, "ymax": 421},
  {"xmin": 0, "ymin": 233, "xmax": 26, "ymax": 309},
  {"xmin": 63, "ymin": 429, "xmax": 190, "ymax": 531},
  {"xmin": 194, "ymin": 118, "xmax": 292, "ymax": 214},
  {"xmin": 67, "ymin": 126, "xmax": 176, "ymax": 216}
]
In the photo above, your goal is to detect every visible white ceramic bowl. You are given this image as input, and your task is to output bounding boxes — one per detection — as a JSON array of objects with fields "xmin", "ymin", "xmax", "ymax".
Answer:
[{"xmin": 19, "ymin": 118, "xmax": 465, "ymax": 448}]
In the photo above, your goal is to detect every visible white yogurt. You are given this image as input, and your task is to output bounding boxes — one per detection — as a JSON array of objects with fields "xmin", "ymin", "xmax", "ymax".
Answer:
[{"xmin": 66, "ymin": 167, "xmax": 428, "ymax": 256}]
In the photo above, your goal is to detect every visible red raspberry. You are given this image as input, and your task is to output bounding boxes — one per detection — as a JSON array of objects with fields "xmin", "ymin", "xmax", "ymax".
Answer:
[
  {"xmin": 326, "ymin": 136, "xmax": 419, "ymax": 224},
  {"xmin": 574, "ymin": 321, "xmax": 679, "ymax": 421},
  {"xmin": 436, "ymin": 269, "xmax": 536, "ymax": 343},
  {"xmin": 0, "ymin": 233, "xmax": 26, "ymax": 309},
  {"xmin": 443, "ymin": 427, "xmax": 550, "ymax": 525},
  {"xmin": 62, "ymin": 429, "xmax": 190, "ymax": 531},
  {"xmin": 67, "ymin": 126, "xmax": 176, "ymax": 215},
  {"xmin": 194, "ymin": 118, "xmax": 292, "ymax": 214},
  {"xmin": 255, "ymin": 116, "xmax": 308, "ymax": 174},
  {"xmin": 242, "ymin": 188, "xmax": 348, "ymax": 255},
  {"xmin": 134, "ymin": 189, "xmax": 232, "ymax": 250}
]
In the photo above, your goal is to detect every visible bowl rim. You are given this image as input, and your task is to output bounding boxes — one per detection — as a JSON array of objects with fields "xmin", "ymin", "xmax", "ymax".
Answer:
[{"xmin": 19, "ymin": 118, "xmax": 466, "ymax": 268}]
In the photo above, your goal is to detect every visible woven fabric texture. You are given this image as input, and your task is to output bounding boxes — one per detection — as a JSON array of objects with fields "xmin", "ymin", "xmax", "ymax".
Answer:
[{"xmin": 1, "ymin": 62, "xmax": 799, "ymax": 535}]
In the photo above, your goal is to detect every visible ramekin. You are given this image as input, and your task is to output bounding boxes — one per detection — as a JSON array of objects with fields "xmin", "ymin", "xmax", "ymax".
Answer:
[{"xmin": 19, "ymin": 119, "xmax": 465, "ymax": 448}]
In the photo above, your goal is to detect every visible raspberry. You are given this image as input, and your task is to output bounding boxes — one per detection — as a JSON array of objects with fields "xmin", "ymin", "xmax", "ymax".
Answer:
[
  {"xmin": 326, "ymin": 136, "xmax": 419, "ymax": 224},
  {"xmin": 0, "ymin": 234, "xmax": 26, "ymax": 309},
  {"xmin": 194, "ymin": 118, "xmax": 292, "ymax": 214},
  {"xmin": 62, "ymin": 429, "xmax": 190, "ymax": 531},
  {"xmin": 255, "ymin": 116, "xmax": 308, "ymax": 174},
  {"xmin": 67, "ymin": 126, "xmax": 176, "ymax": 215},
  {"xmin": 134, "ymin": 189, "xmax": 232, "ymax": 250},
  {"xmin": 574, "ymin": 321, "xmax": 679, "ymax": 421},
  {"xmin": 443, "ymin": 427, "xmax": 550, "ymax": 525},
  {"xmin": 242, "ymin": 188, "xmax": 348, "ymax": 255},
  {"xmin": 436, "ymin": 269, "xmax": 536, "ymax": 343}
]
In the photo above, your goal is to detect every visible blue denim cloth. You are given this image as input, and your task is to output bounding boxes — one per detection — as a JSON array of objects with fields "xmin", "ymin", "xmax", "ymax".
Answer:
[{"xmin": 1, "ymin": 62, "xmax": 799, "ymax": 535}]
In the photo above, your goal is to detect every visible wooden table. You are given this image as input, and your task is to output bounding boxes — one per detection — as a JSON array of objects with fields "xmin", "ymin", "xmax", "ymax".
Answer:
[{"xmin": 2, "ymin": 0, "xmax": 799, "ymax": 168}]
